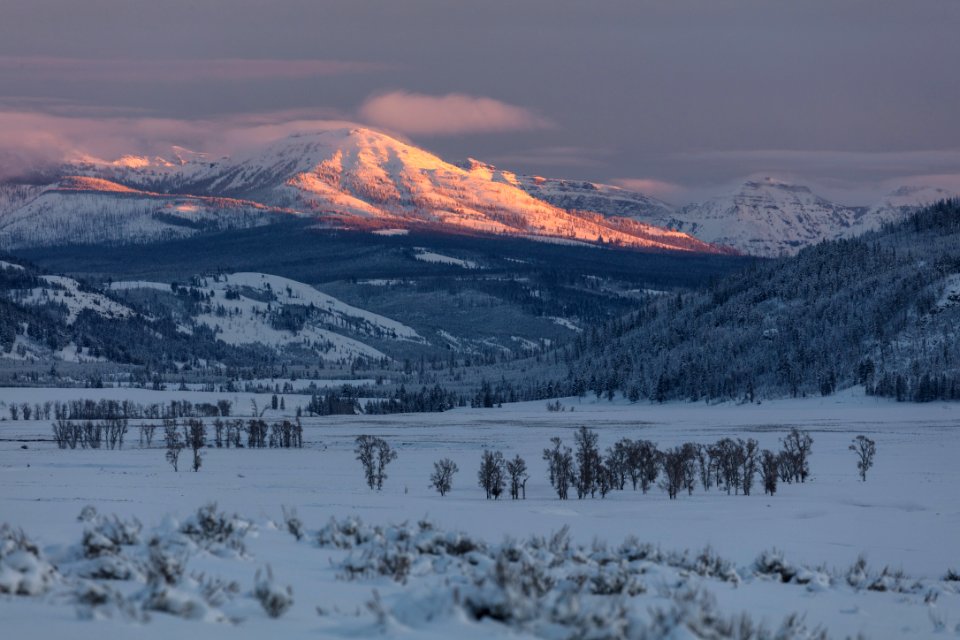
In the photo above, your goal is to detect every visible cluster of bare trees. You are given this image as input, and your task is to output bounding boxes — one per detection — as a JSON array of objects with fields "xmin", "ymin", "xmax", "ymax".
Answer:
[
  {"xmin": 51, "ymin": 418, "xmax": 128, "ymax": 450},
  {"xmin": 540, "ymin": 427, "xmax": 816, "ymax": 501},
  {"xmin": 475, "ymin": 450, "xmax": 529, "ymax": 500},
  {"xmin": 147, "ymin": 417, "xmax": 303, "ymax": 453},
  {"xmin": 164, "ymin": 419, "xmax": 205, "ymax": 472},
  {"xmin": 10, "ymin": 398, "xmax": 233, "ymax": 422},
  {"xmin": 354, "ymin": 436, "xmax": 397, "ymax": 490},
  {"xmin": 7, "ymin": 401, "xmax": 53, "ymax": 421}
]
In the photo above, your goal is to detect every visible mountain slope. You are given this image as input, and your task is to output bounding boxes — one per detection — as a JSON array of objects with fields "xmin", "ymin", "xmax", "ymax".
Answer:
[
  {"xmin": 0, "ymin": 177, "xmax": 291, "ymax": 249},
  {"xmin": 456, "ymin": 159, "xmax": 678, "ymax": 221}
]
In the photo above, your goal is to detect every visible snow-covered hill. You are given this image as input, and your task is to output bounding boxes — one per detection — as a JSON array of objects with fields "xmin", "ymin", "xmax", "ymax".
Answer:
[
  {"xmin": 0, "ymin": 177, "xmax": 290, "ymax": 249},
  {"xmin": 113, "ymin": 272, "xmax": 423, "ymax": 362},
  {"xmin": 0, "ymin": 128, "xmax": 722, "ymax": 254}
]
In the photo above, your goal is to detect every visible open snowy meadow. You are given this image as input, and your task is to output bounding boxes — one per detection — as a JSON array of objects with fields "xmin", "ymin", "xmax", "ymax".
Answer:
[{"xmin": 1, "ymin": 386, "xmax": 958, "ymax": 638}]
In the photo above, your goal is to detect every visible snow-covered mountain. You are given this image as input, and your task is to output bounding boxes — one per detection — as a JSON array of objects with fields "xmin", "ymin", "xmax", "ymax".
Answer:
[
  {"xmin": 0, "ymin": 128, "xmax": 721, "ymax": 254},
  {"xmin": 658, "ymin": 177, "xmax": 865, "ymax": 257}
]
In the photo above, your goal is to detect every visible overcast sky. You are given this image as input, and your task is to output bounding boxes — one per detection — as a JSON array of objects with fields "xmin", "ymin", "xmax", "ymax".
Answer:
[{"xmin": 1, "ymin": 0, "xmax": 959, "ymax": 203}]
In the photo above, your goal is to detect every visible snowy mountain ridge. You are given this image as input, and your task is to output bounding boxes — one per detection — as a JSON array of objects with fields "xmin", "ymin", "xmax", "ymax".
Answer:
[{"xmin": 0, "ymin": 127, "xmax": 953, "ymax": 255}]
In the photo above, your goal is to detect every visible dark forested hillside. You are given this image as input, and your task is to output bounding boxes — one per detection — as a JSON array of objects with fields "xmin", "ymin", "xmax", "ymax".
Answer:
[{"xmin": 558, "ymin": 200, "xmax": 960, "ymax": 403}]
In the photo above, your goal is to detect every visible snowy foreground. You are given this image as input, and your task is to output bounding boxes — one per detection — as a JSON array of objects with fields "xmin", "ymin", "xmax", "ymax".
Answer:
[{"xmin": 1, "ymin": 387, "xmax": 959, "ymax": 638}]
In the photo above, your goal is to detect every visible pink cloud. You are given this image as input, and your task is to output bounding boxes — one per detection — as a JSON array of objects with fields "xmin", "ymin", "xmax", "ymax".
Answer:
[
  {"xmin": 359, "ymin": 91, "xmax": 551, "ymax": 136},
  {"xmin": 0, "ymin": 107, "xmax": 364, "ymax": 179},
  {"xmin": 0, "ymin": 56, "xmax": 387, "ymax": 83}
]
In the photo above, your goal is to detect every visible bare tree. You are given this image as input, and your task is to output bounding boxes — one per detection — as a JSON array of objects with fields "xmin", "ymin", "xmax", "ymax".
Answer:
[
  {"xmin": 693, "ymin": 443, "xmax": 712, "ymax": 491},
  {"xmin": 164, "ymin": 423, "xmax": 183, "ymax": 472},
  {"xmin": 760, "ymin": 449, "xmax": 779, "ymax": 496},
  {"xmin": 660, "ymin": 446, "xmax": 688, "ymax": 500},
  {"xmin": 141, "ymin": 423, "xmax": 157, "ymax": 448},
  {"xmin": 781, "ymin": 428, "xmax": 813, "ymax": 483},
  {"xmin": 573, "ymin": 426, "xmax": 602, "ymax": 499},
  {"xmin": 543, "ymin": 437, "xmax": 575, "ymax": 500},
  {"xmin": 354, "ymin": 435, "xmax": 397, "ymax": 490},
  {"xmin": 184, "ymin": 419, "xmax": 206, "ymax": 472},
  {"xmin": 429, "ymin": 458, "xmax": 459, "ymax": 497},
  {"xmin": 849, "ymin": 435, "xmax": 876, "ymax": 481},
  {"xmin": 606, "ymin": 439, "xmax": 631, "ymax": 491},
  {"xmin": 374, "ymin": 439, "xmax": 397, "ymax": 489},
  {"xmin": 477, "ymin": 450, "xmax": 506, "ymax": 499},
  {"xmin": 740, "ymin": 438, "xmax": 759, "ymax": 496},
  {"xmin": 628, "ymin": 440, "xmax": 660, "ymax": 494},
  {"xmin": 505, "ymin": 454, "xmax": 528, "ymax": 499}
]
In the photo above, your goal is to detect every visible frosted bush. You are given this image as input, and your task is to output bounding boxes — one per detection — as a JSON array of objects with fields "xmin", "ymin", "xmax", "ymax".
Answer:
[
  {"xmin": 254, "ymin": 566, "xmax": 294, "ymax": 618},
  {"xmin": 179, "ymin": 502, "xmax": 252, "ymax": 556},
  {"xmin": 0, "ymin": 524, "xmax": 58, "ymax": 595}
]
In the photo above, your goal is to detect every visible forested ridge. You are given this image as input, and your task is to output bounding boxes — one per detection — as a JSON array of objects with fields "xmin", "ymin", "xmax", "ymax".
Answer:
[{"xmin": 555, "ymin": 199, "xmax": 960, "ymax": 403}]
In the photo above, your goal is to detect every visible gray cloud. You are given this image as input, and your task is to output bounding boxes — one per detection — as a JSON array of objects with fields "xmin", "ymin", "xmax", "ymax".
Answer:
[
  {"xmin": 0, "ymin": 56, "xmax": 388, "ymax": 83},
  {"xmin": 0, "ymin": 0, "xmax": 958, "ymax": 199}
]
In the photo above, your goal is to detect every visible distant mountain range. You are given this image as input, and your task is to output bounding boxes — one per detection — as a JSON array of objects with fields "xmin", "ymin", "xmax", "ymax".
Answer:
[
  {"xmin": 0, "ymin": 126, "xmax": 954, "ymax": 256},
  {"xmin": 515, "ymin": 175, "xmax": 956, "ymax": 257}
]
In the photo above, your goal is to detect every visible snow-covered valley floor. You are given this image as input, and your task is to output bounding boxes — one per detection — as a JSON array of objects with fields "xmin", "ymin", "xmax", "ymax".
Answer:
[{"xmin": 1, "ymin": 388, "xmax": 958, "ymax": 638}]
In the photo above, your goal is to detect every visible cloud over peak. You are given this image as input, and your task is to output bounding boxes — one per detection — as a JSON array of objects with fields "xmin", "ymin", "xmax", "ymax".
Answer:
[{"xmin": 359, "ymin": 91, "xmax": 551, "ymax": 136}]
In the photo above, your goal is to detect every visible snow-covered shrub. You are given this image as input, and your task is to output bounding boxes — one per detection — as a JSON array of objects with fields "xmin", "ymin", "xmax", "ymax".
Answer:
[
  {"xmin": 254, "ymin": 565, "xmax": 294, "ymax": 618},
  {"xmin": 194, "ymin": 572, "xmax": 241, "ymax": 607},
  {"xmin": 316, "ymin": 515, "xmax": 377, "ymax": 549},
  {"xmin": 78, "ymin": 507, "xmax": 141, "ymax": 563},
  {"xmin": 846, "ymin": 554, "xmax": 869, "ymax": 589},
  {"xmin": 945, "ymin": 568, "xmax": 960, "ymax": 582},
  {"xmin": 583, "ymin": 561, "xmax": 646, "ymax": 596},
  {"xmin": 74, "ymin": 580, "xmax": 145, "ymax": 621},
  {"xmin": 179, "ymin": 503, "xmax": 252, "ymax": 556},
  {"xmin": 666, "ymin": 546, "xmax": 739, "ymax": 584},
  {"xmin": 145, "ymin": 536, "xmax": 188, "ymax": 586},
  {"xmin": 281, "ymin": 505, "xmax": 304, "ymax": 541},
  {"xmin": 754, "ymin": 548, "xmax": 798, "ymax": 583},
  {"xmin": 142, "ymin": 582, "xmax": 226, "ymax": 621},
  {"xmin": 0, "ymin": 524, "xmax": 58, "ymax": 595},
  {"xmin": 646, "ymin": 588, "xmax": 827, "ymax": 640}
]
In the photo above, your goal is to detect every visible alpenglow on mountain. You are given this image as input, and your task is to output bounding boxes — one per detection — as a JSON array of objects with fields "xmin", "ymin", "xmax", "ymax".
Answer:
[{"xmin": 0, "ymin": 128, "xmax": 721, "ymax": 254}]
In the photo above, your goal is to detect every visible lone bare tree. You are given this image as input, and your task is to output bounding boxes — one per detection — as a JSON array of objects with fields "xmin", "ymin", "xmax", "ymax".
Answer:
[
  {"xmin": 354, "ymin": 435, "xmax": 397, "ymax": 490},
  {"xmin": 429, "ymin": 458, "xmax": 459, "ymax": 496},
  {"xmin": 849, "ymin": 435, "xmax": 876, "ymax": 481}
]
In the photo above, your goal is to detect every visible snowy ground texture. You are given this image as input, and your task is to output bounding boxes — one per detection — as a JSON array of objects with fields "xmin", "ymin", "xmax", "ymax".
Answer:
[{"xmin": 0, "ymin": 387, "xmax": 959, "ymax": 638}]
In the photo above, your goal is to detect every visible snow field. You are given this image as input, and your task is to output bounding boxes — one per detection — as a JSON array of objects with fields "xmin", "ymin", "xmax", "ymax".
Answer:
[{"xmin": 0, "ymin": 388, "xmax": 958, "ymax": 638}]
